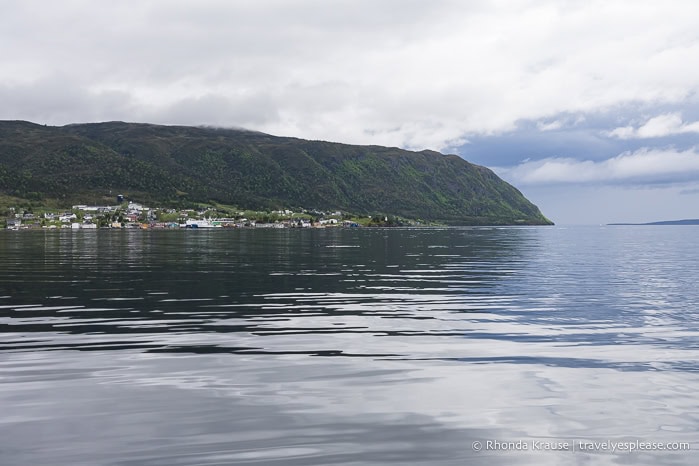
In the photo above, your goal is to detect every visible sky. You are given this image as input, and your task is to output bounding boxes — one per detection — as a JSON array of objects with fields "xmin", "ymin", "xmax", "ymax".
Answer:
[{"xmin": 2, "ymin": 0, "xmax": 699, "ymax": 224}]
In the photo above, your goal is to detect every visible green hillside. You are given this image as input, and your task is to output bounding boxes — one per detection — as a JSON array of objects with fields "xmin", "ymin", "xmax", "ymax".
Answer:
[{"xmin": 0, "ymin": 120, "xmax": 552, "ymax": 225}]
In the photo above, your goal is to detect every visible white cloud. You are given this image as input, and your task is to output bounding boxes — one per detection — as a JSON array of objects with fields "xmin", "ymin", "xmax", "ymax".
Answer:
[
  {"xmin": 535, "ymin": 114, "xmax": 587, "ymax": 132},
  {"xmin": 536, "ymin": 120, "xmax": 563, "ymax": 132},
  {"xmin": 496, "ymin": 147, "xmax": 699, "ymax": 185},
  {"xmin": 607, "ymin": 113, "xmax": 699, "ymax": 139},
  {"xmin": 2, "ymin": 0, "xmax": 699, "ymax": 151}
]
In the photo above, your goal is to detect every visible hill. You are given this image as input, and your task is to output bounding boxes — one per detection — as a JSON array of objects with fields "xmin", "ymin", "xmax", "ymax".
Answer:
[
  {"xmin": 0, "ymin": 121, "xmax": 552, "ymax": 225},
  {"xmin": 608, "ymin": 219, "xmax": 699, "ymax": 225}
]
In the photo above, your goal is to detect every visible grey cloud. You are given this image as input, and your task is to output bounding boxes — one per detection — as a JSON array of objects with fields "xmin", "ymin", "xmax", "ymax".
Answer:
[
  {"xmin": 4, "ymin": 0, "xmax": 699, "ymax": 152},
  {"xmin": 0, "ymin": 78, "xmax": 136, "ymax": 124},
  {"xmin": 679, "ymin": 186, "xmax": 699, "ymax": 195},
  {"xmin": 150, "ymin": 93, "xmax": 280, "ymax": 127}
]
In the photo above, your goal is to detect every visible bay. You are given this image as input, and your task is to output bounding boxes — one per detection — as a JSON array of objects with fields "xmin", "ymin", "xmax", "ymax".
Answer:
[{"xmin": 1, "ymin": 226, "xmax": 698, "ymax": 465}]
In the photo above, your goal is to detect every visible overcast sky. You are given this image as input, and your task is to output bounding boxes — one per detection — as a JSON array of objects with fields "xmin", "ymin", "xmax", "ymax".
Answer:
[{"xmin": 3, "ymin": 0, "xmax": 699, "ymax": 224}]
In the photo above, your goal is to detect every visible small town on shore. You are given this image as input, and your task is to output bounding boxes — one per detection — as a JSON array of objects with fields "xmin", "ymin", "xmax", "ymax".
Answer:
[{"xmin": 3, "ymin": 195, "xmax": 417, "ymax": 230}]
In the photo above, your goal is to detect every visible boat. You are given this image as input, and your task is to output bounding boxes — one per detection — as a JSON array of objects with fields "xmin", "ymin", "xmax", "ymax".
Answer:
[{"xmin": 185, "ymin": 219, "xmax": 215, "ymax": 228}]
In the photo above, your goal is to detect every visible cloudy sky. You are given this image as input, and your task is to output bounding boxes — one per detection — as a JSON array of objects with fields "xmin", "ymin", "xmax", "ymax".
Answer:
[{"xmin": 3, "ymin": 0, "xmax": 699, "ymax": 224}]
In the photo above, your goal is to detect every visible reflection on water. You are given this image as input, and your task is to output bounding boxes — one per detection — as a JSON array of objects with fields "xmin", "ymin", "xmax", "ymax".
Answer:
[{"xmin": 1, "ymin": 227, "xmax": 698, "ymax": 465}]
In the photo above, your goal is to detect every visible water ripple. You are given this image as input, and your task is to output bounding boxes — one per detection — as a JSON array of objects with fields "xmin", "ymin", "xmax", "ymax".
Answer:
[{"xmin": 2, "ymin": 227, "xmax": 699, "ymax": 465}]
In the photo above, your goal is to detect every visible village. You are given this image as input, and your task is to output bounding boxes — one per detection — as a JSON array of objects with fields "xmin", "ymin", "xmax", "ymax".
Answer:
[{"xmin": 3, "ymin": 196, "xmax": 376, "ymax": 230}]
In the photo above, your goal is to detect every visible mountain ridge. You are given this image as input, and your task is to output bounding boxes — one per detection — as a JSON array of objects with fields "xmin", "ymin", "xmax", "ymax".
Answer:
[{"xmin": 0, "ymin": 120, "xmax": 552, "ymax": 225}]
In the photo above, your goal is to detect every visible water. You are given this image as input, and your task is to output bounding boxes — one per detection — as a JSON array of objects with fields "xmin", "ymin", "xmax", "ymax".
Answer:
[{"xmin": 1, "ymin": 226, "xmax": 697, "ymax": 465}]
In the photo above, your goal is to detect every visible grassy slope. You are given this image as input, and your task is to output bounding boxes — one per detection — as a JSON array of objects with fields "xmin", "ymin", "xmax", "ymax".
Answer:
[{"xmin": 0, "ymin": 121, "xmax": 552, "ymax": 224}]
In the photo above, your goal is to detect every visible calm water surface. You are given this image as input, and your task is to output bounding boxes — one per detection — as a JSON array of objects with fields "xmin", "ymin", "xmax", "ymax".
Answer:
[{"xmin": 1, "ymin": 226, "xmax": 698, "ymax": 465}]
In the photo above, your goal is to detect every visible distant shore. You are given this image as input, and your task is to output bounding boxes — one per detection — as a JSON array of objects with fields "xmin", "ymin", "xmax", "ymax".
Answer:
[{"xmin": 608, "ymin": 219, "xmax": 699, "ymax": 226}]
